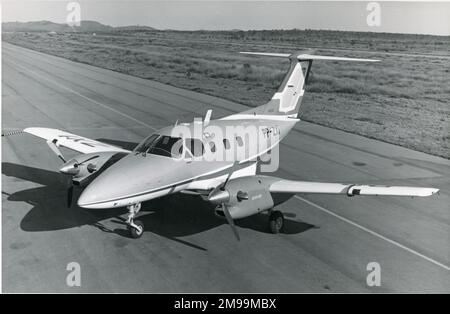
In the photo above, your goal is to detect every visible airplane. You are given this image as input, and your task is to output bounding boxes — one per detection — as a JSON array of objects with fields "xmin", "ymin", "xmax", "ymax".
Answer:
[{"xmin": 20, "ymin": 51, "xmax": 439, "ymax": 239}]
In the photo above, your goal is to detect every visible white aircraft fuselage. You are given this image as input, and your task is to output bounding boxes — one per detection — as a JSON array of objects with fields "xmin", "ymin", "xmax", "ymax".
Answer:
[{"xmin": 77, "ymin": 116, "xmax": 298, "ymax": 209}]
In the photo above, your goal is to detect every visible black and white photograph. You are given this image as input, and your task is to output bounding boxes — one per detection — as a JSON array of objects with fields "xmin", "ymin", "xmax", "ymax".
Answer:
[{"xmin": 1, "ymin": 0, "xmax": 449, "ymax": 296}]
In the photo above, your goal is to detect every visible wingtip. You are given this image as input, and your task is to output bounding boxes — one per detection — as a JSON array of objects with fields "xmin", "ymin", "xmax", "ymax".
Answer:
[
  {"xmin": 22, "ymin": 127, "xmax": 39, "ymax": 136},
  {"xmin": 430, "ymin": 188, "xmax": 440, "ymax": 196},
  {"xmin": 421, "ymin": 188, "xmax": 440, "ymax": 197}
]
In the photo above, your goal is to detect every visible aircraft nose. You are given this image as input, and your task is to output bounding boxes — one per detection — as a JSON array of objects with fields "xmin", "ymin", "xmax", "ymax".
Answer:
[
  {"xmin": 76, "ymin": 154, "xmax": 173, "ymax": 209},
  {"xmin": 77, "ymin": 168, "xmax": 128, "ymax": 209},
  {"xmin": 77, "ymin": 184, "xmax": 100, "ymax": 209}
]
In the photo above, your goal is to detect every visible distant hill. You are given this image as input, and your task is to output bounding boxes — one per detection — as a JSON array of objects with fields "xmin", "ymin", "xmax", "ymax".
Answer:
[
  {"xmin": 115, "ymin": 25, "xmax": 156, "ymax": 32},
  {"xmin": 76, "ymin": 20, "xmax": 114, "ymax": 32},
  {"xmin": 2, "ymin": 20, "xmax": 155, "ymax": 33},
  {"xmin": 3, "ymin": 21, "xmax": 71, "ymax": 33}
]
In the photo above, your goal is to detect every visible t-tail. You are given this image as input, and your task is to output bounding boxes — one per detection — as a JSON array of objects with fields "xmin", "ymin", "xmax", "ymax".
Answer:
[{"xmin": 237, "ymin": 51, "xmax": 379, "ymax": 118}]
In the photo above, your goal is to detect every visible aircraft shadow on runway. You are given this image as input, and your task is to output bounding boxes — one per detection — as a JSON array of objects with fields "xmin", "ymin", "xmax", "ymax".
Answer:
[{"xmin": 2, "ymin": 161, "xmax": 316, "ymax": 246}]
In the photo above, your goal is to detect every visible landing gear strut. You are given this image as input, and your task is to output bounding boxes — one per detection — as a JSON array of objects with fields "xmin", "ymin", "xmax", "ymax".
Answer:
[
  {"xmin": 269, "ymin": 210, "xmax": 284, "ymax": 234},
  {"xmin": 126, "ymin": 203, "xmax": 144, "ymax": 238}
]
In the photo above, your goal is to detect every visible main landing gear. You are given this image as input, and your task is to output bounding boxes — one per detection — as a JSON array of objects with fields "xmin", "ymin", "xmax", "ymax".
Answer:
[
  {"xmin": 268, "ymin": 210, "xmax": 284, "ymax": 234},
  {"xmin": 126, "ymin": 203, "xmax": 144, "ymax": 239}
]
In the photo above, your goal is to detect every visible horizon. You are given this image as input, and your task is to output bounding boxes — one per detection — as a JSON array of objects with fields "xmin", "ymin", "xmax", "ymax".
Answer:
[
  {"xmin": 2, "ymin": 1, "xmax": 449, "ymax": 36},
  {"xmin": 3, "ymin": 19, "xmax": 450, "ymax": 38}
]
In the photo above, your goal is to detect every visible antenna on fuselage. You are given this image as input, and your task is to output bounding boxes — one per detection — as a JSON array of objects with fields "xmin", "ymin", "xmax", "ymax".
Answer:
[{"xmin": 204, "ymin": 110, "xmax": 212, "ymax": 126}]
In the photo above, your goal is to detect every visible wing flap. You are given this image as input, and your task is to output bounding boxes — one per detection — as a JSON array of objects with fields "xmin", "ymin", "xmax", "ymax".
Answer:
[
  {"xmin": 269, "ymin": 180, "xmax": 439, "ymax": 197},
  {"xmin": 270, "ymin": 180, "xmax": 350, "ymax": 194},
  {"xmin": 24, "ymin": 127, "xmax": 130, "ymax": 154}
]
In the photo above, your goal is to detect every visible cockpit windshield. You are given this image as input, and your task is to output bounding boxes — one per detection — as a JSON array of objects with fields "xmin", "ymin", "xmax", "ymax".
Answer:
[
  {"xmin": 134, "ymin": 134, "xmax": 183, "ymax": 158},
  {"xmin": 134, "ymin": 134, "xmax": 159, "ymax": 153}
]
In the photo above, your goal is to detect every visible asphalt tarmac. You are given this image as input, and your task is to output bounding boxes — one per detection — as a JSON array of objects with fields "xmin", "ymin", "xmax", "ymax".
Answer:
[{"xmin": 2, "ymin": 42, "xmax": 449, "ymax": 292}]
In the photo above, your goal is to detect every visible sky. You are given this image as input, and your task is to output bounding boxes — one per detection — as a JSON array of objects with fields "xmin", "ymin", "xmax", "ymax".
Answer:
[{"xmin": 2, "ymin": 1, "xmax": 450, "ymax": 36}]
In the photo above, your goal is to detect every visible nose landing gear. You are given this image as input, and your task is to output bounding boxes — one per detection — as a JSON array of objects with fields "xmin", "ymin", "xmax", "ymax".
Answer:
[{"xmin": 126, "ymin": 203, "xmax": 144, "ymax": 238}]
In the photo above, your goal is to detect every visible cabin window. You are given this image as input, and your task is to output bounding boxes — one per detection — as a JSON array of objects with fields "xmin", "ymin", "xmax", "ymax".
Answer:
[
  {"xmin": 236, "ymin": 136, "xmax": 244, "ymax": 147},
  {"xmin": 223, "ymin": 139, "xmax": 231, "ymax": 150},
  {"xmin": 209, "ymin": 141, "xmax": 216, "ymax": 153},
  {"xmin": 185, "ymin": 138, "xmax": 204, "ymax": 157}
]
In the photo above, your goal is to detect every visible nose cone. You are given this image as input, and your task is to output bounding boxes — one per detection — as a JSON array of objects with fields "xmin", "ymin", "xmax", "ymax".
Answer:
[
  {"xmin": 77, "ymin": 154, "xmax": 182, "ymax": 209},
  {"xmin": 208, "ymin": 189, "xmax": 230, "ymax": 205},
  {"xmin": 77, "ymin": 185, "xmax": 100, "ymax": 209},
  {"xmin": 59, "ymin": 159, "xmax": 80, "ymax": 175}
]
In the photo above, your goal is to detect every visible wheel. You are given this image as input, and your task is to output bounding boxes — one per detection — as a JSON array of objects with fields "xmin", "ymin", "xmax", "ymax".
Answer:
[
  {"xmin": 128, "ymin": 220, "xmax": 144, "ymax": 239},
  {"xmin": 269, "ymin": 210, "xmax": 284, "ymax": 234}
]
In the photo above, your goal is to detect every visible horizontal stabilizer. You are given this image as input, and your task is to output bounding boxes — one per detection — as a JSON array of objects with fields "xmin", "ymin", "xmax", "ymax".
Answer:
[
  {"xmin": 269, "ymin": 180, "xmax": 439, "ymax": 197},
  {"xmin": 240, "ymin": 51, "xmax": 379, "ymax": 62},
  {"xmin": 240, "ymin": 52, "xmax": 291, "ymax": 58},
  {"xmin": 297, "ymin": 54, "xmax": 379, "ymax": 62}
]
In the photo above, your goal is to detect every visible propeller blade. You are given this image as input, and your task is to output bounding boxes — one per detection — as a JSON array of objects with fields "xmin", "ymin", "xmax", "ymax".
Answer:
[
  {"xmin": 222, "ymin": 203, "xmax": 240, "ymax": 241},
  {"xmin": 77, "ymin": 155, "xmax": 99, "ymax": 165},
  {"xmin": 67, "ymin": 185, "xmax": 74, "ymax": 208},
  {"xmin": 207, "ymin": 185, "xmax": 221, "ymax": 201},
  {"xmin": 222, "ymin": 172, "xmax": 232, "ymax": 190},
  {"xmin": 221, "ymin": 161, "xmax": 238, "ymax": 190},
  {"xmin": 46, "ymin": 139, "xmax": 66, "ymax": 163},
  {"xmin": 67, "ymin": 177, "xmax": 74, "ymax": 208}
]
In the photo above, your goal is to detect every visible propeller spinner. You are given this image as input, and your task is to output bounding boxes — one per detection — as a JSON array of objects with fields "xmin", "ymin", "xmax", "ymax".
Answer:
[{"xmin": 59, "ymin": 155, "xmax": 99, "ymax": 207}]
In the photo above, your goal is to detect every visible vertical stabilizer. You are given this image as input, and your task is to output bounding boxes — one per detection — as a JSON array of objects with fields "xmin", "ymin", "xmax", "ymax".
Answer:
[{"xmin": 235, "ymin": 52, "xmax": 378, "ymax": 118}]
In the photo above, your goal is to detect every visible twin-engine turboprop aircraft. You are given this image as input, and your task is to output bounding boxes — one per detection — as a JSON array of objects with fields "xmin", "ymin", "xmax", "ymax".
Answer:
[{"xmin": 22, "ymin": 52, "xmax": 439, "ymax": 239}]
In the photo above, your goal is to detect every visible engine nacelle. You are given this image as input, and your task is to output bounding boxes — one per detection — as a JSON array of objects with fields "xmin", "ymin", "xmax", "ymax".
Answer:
[
  {"xmin": 59, "ymin": 151, "xmax": 126, "ymax": 183},
  {"xmin": 212, "ymin": 176, "xmax": 277, "ymax": 219}
]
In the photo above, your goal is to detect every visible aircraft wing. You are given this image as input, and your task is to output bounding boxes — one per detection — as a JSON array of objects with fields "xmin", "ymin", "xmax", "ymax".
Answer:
[
  {"xmin": 269, "ymin": 180, "xmax": 439, "ymax": 197},
  {"xmin": 24, "ymin": 127, "xmax": 130, "ymax": 154}
]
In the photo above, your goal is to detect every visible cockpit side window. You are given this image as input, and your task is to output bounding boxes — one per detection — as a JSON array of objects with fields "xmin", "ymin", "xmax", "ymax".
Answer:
[
  {"xmin": 135, "ymin": 134, "xmax": 183, "ymax": 158},
  {"xmin": 134, "ymin": 134, "xmax": 159, "ymax": 153},
  {"xmin": 150, "ymin": 136, "xmax": 183, "ymax": 157},
  {"xmin": 185, "ymin": 138, "xmax": 204, "ymax": 157}
]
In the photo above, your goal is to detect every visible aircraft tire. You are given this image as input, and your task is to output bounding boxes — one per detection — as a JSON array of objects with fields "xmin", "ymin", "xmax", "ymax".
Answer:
[{"xmin": 129, "ymin": 220, "xmax": 144, "ymax": 239}]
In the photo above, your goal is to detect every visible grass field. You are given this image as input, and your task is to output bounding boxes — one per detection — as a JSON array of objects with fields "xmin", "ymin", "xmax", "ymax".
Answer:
[{"xmin": 3, "ymin": 30, "xmax": 450, "ymax": 158}]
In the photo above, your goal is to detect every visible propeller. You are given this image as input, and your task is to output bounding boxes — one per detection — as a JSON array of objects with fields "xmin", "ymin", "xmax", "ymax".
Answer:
[
  {"xmin": 60, "ymin": 155, "xmax": 99, "ymax": 175},
  {"xmin": 208, "ymin": 163, "xmax": 241, "ymax": 241},
  {"xmin": 78, "ymin": 155, "xmax": 99, "ymax": 165},
  {"xmin": 61, "ymin": 155, "xmax": 99, "ymax": 208},
  {"xmin": 66, "ymin": 176, "xmax": 74, "ymax": 208},
  {"xmin": 221, "ymin": 203, "xmax": 240, "ymax": 241},
  {"xmin": 221, "ymin": 167, "xmax": 233, "ymax": 190}
]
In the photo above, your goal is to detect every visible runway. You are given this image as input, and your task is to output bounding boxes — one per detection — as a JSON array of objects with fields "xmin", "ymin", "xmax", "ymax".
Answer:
[{"xmin": 2, "ymin": 42, "xmax": 449, "ymax": 293}]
